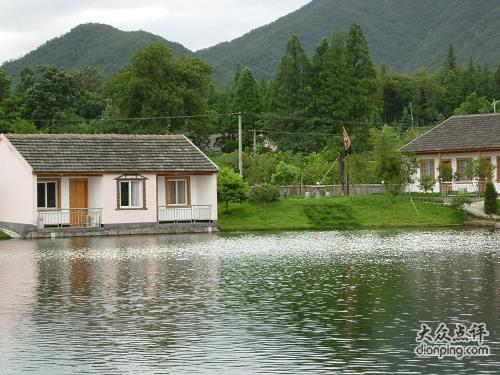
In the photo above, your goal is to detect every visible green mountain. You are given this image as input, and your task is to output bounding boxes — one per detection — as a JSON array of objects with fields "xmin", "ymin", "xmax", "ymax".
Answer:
[
  {"xmin": 1, "ymin": 23, "xmax": 192, "ymax": 80},
  {"xmin": 2, "ymin": 1, "xmax": 499, "ymax": 84},
  {"xmin": 198, "ymin": 0, "xmax": 500, "ymax": 83}
]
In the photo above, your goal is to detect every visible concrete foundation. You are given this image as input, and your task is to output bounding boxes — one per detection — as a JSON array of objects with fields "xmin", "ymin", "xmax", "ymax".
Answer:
[{"xmin": 25, "ymin": 222, "xmax": 218, "ymax": 239}]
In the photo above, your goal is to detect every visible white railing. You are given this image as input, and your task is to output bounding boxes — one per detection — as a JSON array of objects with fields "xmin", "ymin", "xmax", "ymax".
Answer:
[
  {"xmin": 37, "ymin": 208, "xmax": 103, "ymax": 229},
  {"xmin": 158, "ymin": 205, "xmax": 212, "ymax": 223}
]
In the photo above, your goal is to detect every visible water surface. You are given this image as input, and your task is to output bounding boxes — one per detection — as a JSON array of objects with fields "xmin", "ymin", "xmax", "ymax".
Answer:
[{"xmin": 0, "ymin": 230, "xmax": 499, "ymax": 374}]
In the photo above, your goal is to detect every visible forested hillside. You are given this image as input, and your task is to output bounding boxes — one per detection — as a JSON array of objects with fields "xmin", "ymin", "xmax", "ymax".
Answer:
[
  {"xmin": 1, "ymin": 23, "xmax": 191, "ymax": 81},
  {"xmin": 199, "ymin": 0, "xmax": 500, "ymax": 83}
]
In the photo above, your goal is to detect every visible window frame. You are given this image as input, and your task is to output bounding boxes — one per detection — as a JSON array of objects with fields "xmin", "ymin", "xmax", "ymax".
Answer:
[
  {"xmin": 37, "ymin": 180, "xmax": 59, "ymax": 210},
  {"xmin": 456, "ymin": 158, "xmax": 472, "ymax": 182},
  {"xmin": 497, "ymin": 156, "xmax": 500, "ymax": 183},
  {"xmin": 420, "ymin": 159, "xmax": 435, "ymax": 180},
  {"xmin": 165, "ymin": 176, "xmax": 191, "ymax": 207},
  {"xmin": 115, "ymin": 174, "xmax": 147, "ymax": 210}
]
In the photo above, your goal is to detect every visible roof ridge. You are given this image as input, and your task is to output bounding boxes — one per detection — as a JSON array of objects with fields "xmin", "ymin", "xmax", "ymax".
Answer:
[
  {"xmin": 452, "ymin": 113, "xmax": 500, "ymax": 118},
  {"xmin": 5, "ymin": 133, "xmax": 185, "ymax": 138}
]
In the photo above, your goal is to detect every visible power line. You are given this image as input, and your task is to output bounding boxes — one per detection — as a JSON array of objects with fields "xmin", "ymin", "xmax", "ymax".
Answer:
[{"xmin": 4, "ymin": 113, "xmax": 235, "ymax": 123}]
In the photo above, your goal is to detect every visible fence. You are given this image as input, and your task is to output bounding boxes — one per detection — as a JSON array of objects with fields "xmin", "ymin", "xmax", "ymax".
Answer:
[
  {"xmin": 278, "ymin": 184, "xmax": 385, "ymax": 198},
  {"xmin": 158, "ymin": 205, "xmax": 213, "ymax": 223}
]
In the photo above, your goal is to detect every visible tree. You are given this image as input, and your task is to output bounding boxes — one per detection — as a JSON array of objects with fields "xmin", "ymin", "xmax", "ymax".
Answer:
[
  {"xmin": 439, "ymin": 44, "xmax": 465, "ymax": 116},
  {"xmin": 453, "ymin": 92, "xmax": 491, "ymax": 115},
  {"xmin": 371, "ymin": 126, "xmax": 416, "ymax": 197},
  {"xmin": 217, "ymin": 168, "xmax": 249, "ymax": 213},
  {"xmin": 24, "ymin": 65, "xmax": 82, "ymax": 129},
  {"xmin": 270, "ymin": 35, "xmax": 309, "ymax": 113},
  {"xmin": 231, "ymin": 67, "xmax": 261, "ymax": 143},
  {"xmin": 105, "ymin": 42, "xmax": 212, "ymax": 138},
  {"xmin": 0, "ymin": 69, "xmax": 10, "ymax": 102},
  {"xmin": 249, "ymin": 184, "xmax": 280, "ymax": 207},
  {"xmin": 484, "ymin": 182, "xmax": 498, "ymax": 215},
  {"xmin": 271, "ymin": 161, "xmax": 300, "ymax": 186},
  {"xmin": 345, "ymin": 23, "xmax": 380, "ymax": 122}
]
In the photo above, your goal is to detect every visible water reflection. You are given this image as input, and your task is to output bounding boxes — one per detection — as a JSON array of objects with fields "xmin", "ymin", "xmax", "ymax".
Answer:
[{"xmin": 0, "ymin": 230, "xmax": 499, "ymax": 374}]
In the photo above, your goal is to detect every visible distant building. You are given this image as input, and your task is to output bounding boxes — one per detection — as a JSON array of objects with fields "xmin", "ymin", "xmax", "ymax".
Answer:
[
  {"xmin": 401, "ymin": 113, "xmax": 500, "ymax": 193},
  {"xmin": 0, "ymin": 134, "xmax": 218, "ymax": 238}
]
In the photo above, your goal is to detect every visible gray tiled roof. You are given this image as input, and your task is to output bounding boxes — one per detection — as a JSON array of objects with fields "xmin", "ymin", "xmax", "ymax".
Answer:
[
  {"xmin": 5, "ymin": 134, "xmax": 218, "ymax": 173},
  {"xmin": 400, "ymin": 113, "xmax": 500, "ymax": 153}
]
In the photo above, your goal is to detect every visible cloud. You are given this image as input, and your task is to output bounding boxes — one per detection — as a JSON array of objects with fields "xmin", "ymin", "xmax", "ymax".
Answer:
[{"xmin": 0, "ymin": 0, "xmax": 310, "ymax": 64}]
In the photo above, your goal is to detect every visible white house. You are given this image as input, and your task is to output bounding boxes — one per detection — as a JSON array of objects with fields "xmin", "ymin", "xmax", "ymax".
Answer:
[
  {"xmin": 401, "ymin": 113, "xmax": 500, "ymax": 193},
  {"xmin": 0, "ymin": 133, "xmax": 218, "ymax": 238}
]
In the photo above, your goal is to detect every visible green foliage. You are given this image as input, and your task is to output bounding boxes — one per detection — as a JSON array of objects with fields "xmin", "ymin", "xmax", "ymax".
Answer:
[
  {"xmin": 453, "ymin": 92, "xmax": 491, "ymax": 115},
  {"xmin": 484, "ymin": 182, "xmax": 498, "ymax": 215},
  {"xmin": 419, "ymin": 175, "xmax": 436, "ymax": 193},
  {"xmin": 249, "ymin": 183, "xmax": 280, "ymax": 206},
  {"xmin": 231, "ymin": 67, "xmax": 261, "ymax": 136},
  {"xmin": 371, "ymin": 126, "xmax": 417, "ymax": 196},
  {"xmin": 105, "ymin": 42, "xmax": 212, "ymax": 140},
  {"xmin": 438, "ymin": 163, "xmax": 453, "ymax": 183},
  {"xmin": 217, "ymin": 168, "xmax": 249, "ymax": 213},
  {"xmin": 271, "ymin": 161, "xmax": 300, "ymax": 186},
  {"xmin": 245, "ymin": 153, "xmax": 279, "ymax": 185},
  {"xmin": 450, "ymin": 195, "xmax": 472, "ymax": 212}
]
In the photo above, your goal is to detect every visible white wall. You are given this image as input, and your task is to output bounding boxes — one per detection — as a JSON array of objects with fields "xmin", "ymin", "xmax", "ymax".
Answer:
[
  {"xmin": 0, "ymin": 135, "xmax": 36, "ymax": 225},
  {"xmin": 191, "ymin": 175, "xmax": 218, "ymax": 221},
  {"xmin": 157, "ymin": 174, "xmax": 218, "ymax": 221},
  {"xmin": 101, "ymin": 173, "xmax": 157, "ymax": 225},
  {"xmin": 408, "ymin": 151, "xmax": 500, "ymax": 193}
]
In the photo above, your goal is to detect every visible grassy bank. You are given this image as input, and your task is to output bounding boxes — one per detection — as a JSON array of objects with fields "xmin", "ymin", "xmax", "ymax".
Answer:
[
  {"xmin": 0, "ymin": 231, "xmax": 11, "ymax": 240},
  {"xmin": 218, "ymin": 195, "xmax": 463, "ymax": 232}
]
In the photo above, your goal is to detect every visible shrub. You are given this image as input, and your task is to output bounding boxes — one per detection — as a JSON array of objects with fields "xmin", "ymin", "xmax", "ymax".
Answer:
[
  {"xmin": 450, "ymin": 195, "xmax": 472, "ymax": 212},
  {"xmin": 419, "ymin": 175, "xmax": 436, "ymax": 193},
  {"xmin": 217, "ymin": 168, "xmax": 249, "ymax": 213},
  {"xmin": 484, "ymin": 182, "xmax": 498, "ymax": 215},
  {"xmin": 249, "ymin": 183, "xmax": 280, "ymax": 206},
  {"xmin": 271, "ymin": 161, "xmax": 300, "ymax": 186}
]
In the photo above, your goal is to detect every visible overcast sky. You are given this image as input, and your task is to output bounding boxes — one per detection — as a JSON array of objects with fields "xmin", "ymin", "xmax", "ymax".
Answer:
[{"xmin": 0, "ymin": 0, "xmax": 311, "ymax": 64}]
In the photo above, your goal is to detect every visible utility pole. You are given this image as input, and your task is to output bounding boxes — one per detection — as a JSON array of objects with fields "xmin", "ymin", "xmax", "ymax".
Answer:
[
  {"xmin": 253, "ymin": 129, "xmax": 257, "ymax": 154},
  {"xmin": 235, "ymin": 112, "xmax": 243, "ymax": 177},
  {"xmin": 409, "ymin": 101, "xmax": 414, "ymax": 127},
  {"xmin": 492, "ymin": 99, "xmax": 500, "ymax": 114}
]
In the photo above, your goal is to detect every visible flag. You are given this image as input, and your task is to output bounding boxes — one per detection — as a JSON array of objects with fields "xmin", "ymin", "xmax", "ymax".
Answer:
[{"xmin": 343, "ymin": 127, "xmax": 351, "ymax": 151}]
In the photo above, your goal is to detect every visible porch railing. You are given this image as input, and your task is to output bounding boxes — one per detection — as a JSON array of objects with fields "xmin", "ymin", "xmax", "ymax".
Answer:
[
  {"xmin": 37, "ymin": 208, "xmax": 103, "ymax": 229},
  {"xmin": 158, "ymin": 205, "xmax": 212, "ymax": 223}
]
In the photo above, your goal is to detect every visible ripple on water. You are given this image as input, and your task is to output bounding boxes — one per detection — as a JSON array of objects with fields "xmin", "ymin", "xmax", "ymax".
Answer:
[{"xmin": 0, "ymin": 230, "xmax": 499, "ymax": 374}]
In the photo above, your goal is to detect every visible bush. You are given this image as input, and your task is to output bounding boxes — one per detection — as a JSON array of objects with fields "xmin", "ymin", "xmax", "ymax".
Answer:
[
  {"xmin": 450, "ymin": 195, "xmax": 472, "ymax": 212},
  {"xmin": 249, "ymin": 183, "xmax": 280, "ymax": 206},
  {"xmin": 217, "ymin": 168, "xmax": 249, "ymax": 213},
  {"xmin": 419, "ymin": 175, "xmax": 436, "ymax": 193},
  {"xmin": 271, "ymin": 161, "xmax": 300, "ymax": 185},
  {"xmin": 484, "ymin": 182, "xmax": 498, "ymax": 215}
]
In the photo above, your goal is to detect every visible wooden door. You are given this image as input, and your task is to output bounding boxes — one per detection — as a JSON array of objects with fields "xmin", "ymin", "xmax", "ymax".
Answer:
[{"xmin": 69, "ymin": 179, "xmax": 88, "ymax": 226}]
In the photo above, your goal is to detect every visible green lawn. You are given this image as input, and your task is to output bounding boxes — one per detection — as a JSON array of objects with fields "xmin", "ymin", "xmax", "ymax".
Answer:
[
  {"xmin": 0, "ymin": 231, "xmax": 11, "ymax": 240},
  {"xmin": 218, "ymin": 195, "xmax": 464, "ymax": 232}
]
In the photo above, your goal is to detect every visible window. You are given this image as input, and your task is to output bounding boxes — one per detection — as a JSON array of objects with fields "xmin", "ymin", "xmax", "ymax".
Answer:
[
  {"xmin": 457, "ymin": 159, "xmax": 471, "ymax": 181},
  {"xmin": 119, "ymin": 180, "xmax": 143, "ymax": 208},
  {"xmin": 37, "ymin": 181, "xmax": 58, "ymax": 209},
  {"xmin": 420, "ymin": 160, "xmax": 435, "ymax": 179},
  {"xmin": 166, "ymin": 178, "xmax": 189, "ymax": 206}
]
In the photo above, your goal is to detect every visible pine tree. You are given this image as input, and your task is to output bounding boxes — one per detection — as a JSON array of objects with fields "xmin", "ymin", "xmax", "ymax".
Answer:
[
  {"xmin": 232, "ymin": 67, "xmax": 261, "ymax": 147},
  {"xmin": 270, "ymin": 35, "xmax": 309, "ymax": 114},
  {"xmin": 484, "ymin": 182, "xmax": 498, "ymax": 215},
  {"xmin": 439, "ymin": 43, "xmax": 465, "ymax": 116},
  {"xmin": 345, "ymin": 23, "xmax": 380, "ymax": 122}
]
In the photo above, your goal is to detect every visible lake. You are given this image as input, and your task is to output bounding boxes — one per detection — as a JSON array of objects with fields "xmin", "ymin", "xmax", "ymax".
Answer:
[{"xmin": 0, "ymin": 230, "xmax": 499, "ymax": 374}]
